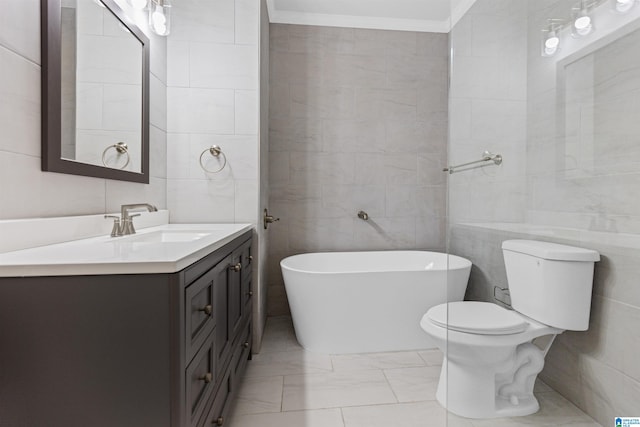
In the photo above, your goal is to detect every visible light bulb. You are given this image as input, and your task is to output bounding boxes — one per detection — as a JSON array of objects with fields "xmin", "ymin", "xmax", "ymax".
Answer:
[
  {"xmin": 572, "ymin": 6, "xmax": 593, "ymax": 37},
  {"xmin": 574, "ymin": 15, "xmax": 591, "ymax": 30},
  {"xmin": 615, "ymin": 0, "xmax": 635, "ymax": 12},
  {"xmin": 152, "ymin": 5, "xmax": 167, "ymax": 27},
  {"xmin": 131, "ymin": 0, "xmax": 147, "ymax": 9},
  {"xmin": 545, "ymin": 31, "xmax": 560, "ymax": 50},
  {"xmin": 149, "ymin": 0, "xmax": 171, "ymax": 36}
]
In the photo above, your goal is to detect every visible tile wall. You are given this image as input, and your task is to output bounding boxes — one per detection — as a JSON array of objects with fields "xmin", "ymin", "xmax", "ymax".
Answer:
[
  {"xmin": 0, "ymin": 0, "xmax": 168, "ymax": 219},
  {"xmin": 166, "ymin": 0, "xmax": 260, "ymax": 225},
  {"xmin": 267, "ymin": 24, "xmax": 450, "ymax": 315},
  {"xmin": 447, "ymin": 0, "xmax": 528, "ymax": 225},
  {"xmin": 448, "ymin": 0, "xmax": 640, "ymax": 424},
  {"xmin": 527, "ymin": 0, "xmax": 640, "ymax": 233}
]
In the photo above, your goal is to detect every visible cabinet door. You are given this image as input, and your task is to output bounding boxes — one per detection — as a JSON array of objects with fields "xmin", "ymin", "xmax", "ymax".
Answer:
[{"xmin": 185, "ymin": 267, "xmax": 217, "ymax": 362}]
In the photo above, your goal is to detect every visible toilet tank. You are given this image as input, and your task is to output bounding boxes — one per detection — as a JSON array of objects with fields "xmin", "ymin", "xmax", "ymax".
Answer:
[{"xmin": 502, "ymin": 240, "xmax": 600, "ymax": 331}]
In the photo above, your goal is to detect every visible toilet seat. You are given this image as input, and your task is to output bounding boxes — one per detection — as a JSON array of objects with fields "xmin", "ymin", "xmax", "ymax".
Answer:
[{"xmin": 426, "ymin": 302, "xmax": 528, "ymax": 335}]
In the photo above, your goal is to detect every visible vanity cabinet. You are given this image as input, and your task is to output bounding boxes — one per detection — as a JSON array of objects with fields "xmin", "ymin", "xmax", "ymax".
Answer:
[{"xmin": 0, "ymin": 231, "xmax": 253, "ymax": 427}]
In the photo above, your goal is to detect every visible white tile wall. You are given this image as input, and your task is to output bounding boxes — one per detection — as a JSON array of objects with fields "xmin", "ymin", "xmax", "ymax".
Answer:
[
  {"xmin": 0, "ymin": 46, "xmax": 41, "ymax": 157},
  {"xmin": 0, "ymin": 0, "xmax": 41, "ymax": 64}
]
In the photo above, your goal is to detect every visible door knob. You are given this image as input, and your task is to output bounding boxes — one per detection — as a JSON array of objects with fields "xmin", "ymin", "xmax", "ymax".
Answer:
[{"xmin": 263, "ymin": 209, "xmax": 280, "ymax": 229}]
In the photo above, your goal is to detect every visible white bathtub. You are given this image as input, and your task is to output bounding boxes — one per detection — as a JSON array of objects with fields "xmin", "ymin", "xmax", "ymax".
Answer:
[{"xmin": 280, "ymin": 251, "xmax": 472, "ymax": 354}]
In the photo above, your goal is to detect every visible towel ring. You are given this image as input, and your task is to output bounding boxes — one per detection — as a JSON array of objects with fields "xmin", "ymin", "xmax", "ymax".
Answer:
[
  {"xmin": 102, "ymin": 142, "xmax": 130, "ymax": 169},
  {"xmin": 199, "ymin": 145, "xmax": 227, "ymax": 173}
]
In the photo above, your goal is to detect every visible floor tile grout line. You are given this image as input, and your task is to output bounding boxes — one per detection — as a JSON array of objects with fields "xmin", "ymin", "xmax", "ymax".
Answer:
[
  {"xmin": 280, "ymin": 374, "xmax": 285, "ymax": 413},
  {"xmin": 381, "ymin": 369, "xmax": 401, "ymax": 404},
  {"xmin": 278, "ymin": 398, "xmax": 438, "ymax": 414}
]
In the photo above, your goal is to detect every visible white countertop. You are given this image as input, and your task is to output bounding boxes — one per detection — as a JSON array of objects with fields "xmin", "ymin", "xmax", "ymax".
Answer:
[{"xmin": 0, "ymin": 223, "xmax": 253, "ymax": 277}]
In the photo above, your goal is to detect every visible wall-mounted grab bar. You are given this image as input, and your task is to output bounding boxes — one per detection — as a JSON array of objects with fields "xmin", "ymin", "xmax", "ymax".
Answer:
[{"xmin": 443, "ymin": 151, "xmax": 502, "ymax": 174}]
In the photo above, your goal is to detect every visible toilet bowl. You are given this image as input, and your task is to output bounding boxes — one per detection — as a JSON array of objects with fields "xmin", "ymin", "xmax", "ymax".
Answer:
[
  {"xmin": 421, "ymin": 301, "xmax": 562, "ymax": 418},
  {"xmin": 420, "ymin": 240, "xmax": 599, "ymax": 419}
]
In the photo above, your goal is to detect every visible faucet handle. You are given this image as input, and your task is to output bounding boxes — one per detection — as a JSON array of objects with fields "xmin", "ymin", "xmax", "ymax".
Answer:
[
  {"xmin": 123, "ymin": 214, "xmax": 141, "ymax": 235},
  {"xmin": 104, "ymin": 215, "xmax": 122, "ymax": 237}
]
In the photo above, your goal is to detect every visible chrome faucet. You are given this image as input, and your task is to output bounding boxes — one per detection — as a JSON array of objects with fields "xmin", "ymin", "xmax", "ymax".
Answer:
[
  {"xmin": 120, "ymin": 203, "xmax": 157, "ymax": 235},
  {"xmin": 105, "ymin": 203, "xmax": 158, "ymax": 237}
]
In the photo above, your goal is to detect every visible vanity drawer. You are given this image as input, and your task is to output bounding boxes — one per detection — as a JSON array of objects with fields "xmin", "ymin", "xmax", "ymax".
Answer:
[
  {"xmin": 185, "ymin": 266, "xmax": 220, "ymax": 362},
  {"xmin": 200, "ymin": 369, "xmax": 233, "ymax": 427},
  {"xmin": 185, "ymin": 330, "xmax": 217, "ymax": 427}
]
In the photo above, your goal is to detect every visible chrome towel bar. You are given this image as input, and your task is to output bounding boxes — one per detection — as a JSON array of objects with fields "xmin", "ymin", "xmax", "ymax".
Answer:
[{"xmin": 443, "ymin": 151, "xmax": 502, "ymax": 174}]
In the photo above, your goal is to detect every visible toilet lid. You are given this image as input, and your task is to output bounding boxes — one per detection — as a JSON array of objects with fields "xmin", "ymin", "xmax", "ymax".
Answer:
[{"xmin": 427, "ymin": 302, "xmax": 528, "ymax": 335}]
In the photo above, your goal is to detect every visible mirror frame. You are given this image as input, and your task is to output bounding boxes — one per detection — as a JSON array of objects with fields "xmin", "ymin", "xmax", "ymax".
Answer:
[{"xmin": 41, "ymin": 0, "xmax": 150, "ymax": 183}]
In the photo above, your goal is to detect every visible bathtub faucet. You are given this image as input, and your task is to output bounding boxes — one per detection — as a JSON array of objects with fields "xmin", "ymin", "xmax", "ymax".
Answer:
[{"xmin": 357, "ymin": 211, "xmax": 369, "ymax": 221}]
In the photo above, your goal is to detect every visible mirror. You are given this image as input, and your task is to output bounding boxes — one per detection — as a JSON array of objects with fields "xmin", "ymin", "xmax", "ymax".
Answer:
[
  {"xmin": 557, "ymin": 19, "xmax": 640, "ymax": 177},
  {"xmin": 42, "ymin": 0, "xmax": 150, "ymax": 183}
]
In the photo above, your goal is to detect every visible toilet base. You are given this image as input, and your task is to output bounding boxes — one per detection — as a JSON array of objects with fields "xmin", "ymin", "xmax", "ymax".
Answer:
[{"xmin": 435, "ymin": 342, "xmax": 544, "ymax": 419}]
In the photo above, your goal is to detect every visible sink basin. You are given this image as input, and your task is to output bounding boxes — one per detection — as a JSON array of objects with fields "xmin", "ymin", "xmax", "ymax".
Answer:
[{"xmin": 119, "ymin": 230, "xmax": 213, "ymax": 243}]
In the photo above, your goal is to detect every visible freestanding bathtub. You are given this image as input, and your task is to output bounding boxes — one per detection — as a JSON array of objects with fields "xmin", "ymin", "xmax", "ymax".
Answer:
[{"xmin": 280, "ymin": 251, "xmax": 472, "ymax": 354}]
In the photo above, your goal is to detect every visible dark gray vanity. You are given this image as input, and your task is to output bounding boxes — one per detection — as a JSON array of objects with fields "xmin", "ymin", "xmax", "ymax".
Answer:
[{"xmin": 0, "ymin": 230, "xmax": 252, "ymax": 427}]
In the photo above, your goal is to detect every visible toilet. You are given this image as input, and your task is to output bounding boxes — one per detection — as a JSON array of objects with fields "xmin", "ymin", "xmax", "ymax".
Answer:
[{"xmin": 420, "ymin": 240, "xmax": 600, "ymax": 419}]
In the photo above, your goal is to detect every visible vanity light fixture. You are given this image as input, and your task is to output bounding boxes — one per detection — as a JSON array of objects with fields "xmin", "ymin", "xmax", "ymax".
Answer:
[
  {"xmin": 542, "ymin": 0, "xmax": 636, "ymax": 57},
  {"xmin": 130, "ymin": 0, "xmax": 148, "ymax": 9},
  {"xmin": 572, "ymin": 0, "xmax": 595, "ymax": 37},
  {"xmin": 613, "ymin": 0, "xmax": 636, "ymax": 12},
  {"xmin": 149, "ymin": 0, "xmax": 171, "ymax": 36}
]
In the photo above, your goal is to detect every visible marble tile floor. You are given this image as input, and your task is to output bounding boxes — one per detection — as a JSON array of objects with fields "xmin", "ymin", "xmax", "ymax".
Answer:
[{"xmin": 227, "ymin": 316, "xmax": 601, "ymax": 427}]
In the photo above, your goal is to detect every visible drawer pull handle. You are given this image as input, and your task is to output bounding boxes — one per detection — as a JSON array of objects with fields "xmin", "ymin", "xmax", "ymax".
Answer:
[
  {"xmin": 229, "ymin": 263, "xmax": 241, "ymax": 272},
  {"xmin": 248, "ymin": 255, "xmax": 253, "ymax": 262},
  {"xmin": 214, "ymin": 416, "xmax": 224, "ymax": 426},
  {"xmin": 198, "ymin": 305, "xmax": 213, "ymax": 316},
  {"xmin": 199, "ymin": 373, "xmax": 213, "ymax": 383},
  {"xmin": 243, "ymin": 342, "xmax": 249, "ymax": 349},
  {"xmin": 247, "ymin": 291, "xmax": 253, "ymax": 297}
]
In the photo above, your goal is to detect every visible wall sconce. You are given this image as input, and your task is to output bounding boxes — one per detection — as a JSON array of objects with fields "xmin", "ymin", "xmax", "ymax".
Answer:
[
  {"xmin": 149, "ymin": 0, "xmax": 171, "ymax": 36},
  {"xmin": 572, "ymin": 0, "xmax": 595, "ymax": 36},
  {"xmin": 613, "ymin": 0, "xmax": 636, "ymax": 12}
]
